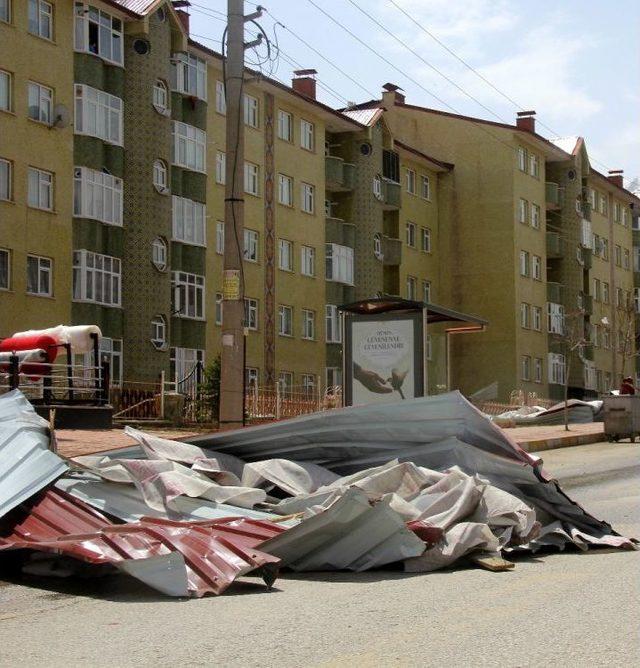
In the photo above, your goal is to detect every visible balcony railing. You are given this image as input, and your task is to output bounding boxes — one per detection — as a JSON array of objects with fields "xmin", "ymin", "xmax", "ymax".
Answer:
[
  {"xmin": 325, "ymin": 156, "xmax": 355, "ymax": 192},
  {"xmin": 582, "ymin": 247, "xmax": 593, "ymax": 270},
  {"xmin": 545, "ymin": 181, "xmax": 565, "ymax": 209},
  {"xmin": 546, "ymin": 231, "xmax": 562, "ymax": 259},
  {"xmin": 582, "ymin": 294, "xmax": 593, "ymax": 315},
  {"xmin": 547, "ymin": 281, "xmax": 563, "ymax": 303},
  {"xmin": 382, "ymin": 178, "xmax": 401, "ymax": 210},
  {"xmin": 382, "ymin": 236, "xmax": 402, "ymax": 265}
]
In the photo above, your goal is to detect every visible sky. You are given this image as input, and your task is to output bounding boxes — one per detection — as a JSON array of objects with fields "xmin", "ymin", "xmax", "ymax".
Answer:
[{"xmin": 188, "ymin": 0, "xmax": 640, "ymax": 185}]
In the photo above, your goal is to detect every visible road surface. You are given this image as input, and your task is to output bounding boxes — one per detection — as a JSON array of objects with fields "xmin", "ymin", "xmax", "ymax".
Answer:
[{"xmin": 0, "ymin": 441, "xmax": 638, "ymax": 667}]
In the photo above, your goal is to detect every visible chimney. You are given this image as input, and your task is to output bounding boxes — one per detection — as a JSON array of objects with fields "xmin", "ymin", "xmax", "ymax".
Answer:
[
  {"xmin": 608, "ymin": 170, "xmax": 624, "ymax": 188},
  {"xmin": 292, "ymin": 69, "xmax": 317, "ymax": 100},
  {"xmin": 382, "ymin": 83, "xmax": 405, "ymax": 106},
  {"xmin": 172, "ymin": 1, "xmax": 190, "ymax": 35},
  {"xmin": 516, "ymin": 110, "xmax": 536, "ymax": 133}
]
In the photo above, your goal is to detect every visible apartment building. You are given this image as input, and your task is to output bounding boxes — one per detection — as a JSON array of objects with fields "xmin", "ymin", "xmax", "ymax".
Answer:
[{"xmin": 346, "ymin": 85, "xmax": 639, "ymax": 401}]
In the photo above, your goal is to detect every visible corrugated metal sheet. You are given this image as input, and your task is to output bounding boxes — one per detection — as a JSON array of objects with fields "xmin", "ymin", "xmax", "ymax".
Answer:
[
  {"xmin": 0, "ymin": 390, "xmax": 68, "ymax": 519},
  {"xmin": 341, "ymin": 108, "xmax": 383, "ymax": 126},
  {"xmin": 111, "ymin": 0, "xmax": 160, "ymax": 15},
  {"xmin": 0, "ymin": 489, "xmax": 283, "ymax": 597}
]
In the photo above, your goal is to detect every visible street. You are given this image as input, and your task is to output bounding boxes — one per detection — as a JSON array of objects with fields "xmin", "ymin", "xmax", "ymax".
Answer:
[{"xmin": 0, "ymin": 441, "xmax": 638, "ymax": 668}]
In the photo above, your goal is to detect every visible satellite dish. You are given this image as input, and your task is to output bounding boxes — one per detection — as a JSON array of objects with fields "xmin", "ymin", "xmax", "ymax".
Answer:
[{"xmin": 52, "ymin": 104, "xmax": 70, "ymax": 129}]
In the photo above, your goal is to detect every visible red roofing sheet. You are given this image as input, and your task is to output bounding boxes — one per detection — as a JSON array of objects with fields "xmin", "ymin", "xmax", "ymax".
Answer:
[{"xmin": 0, "ymin": 490, "xmax": 284, "ymax": 597}]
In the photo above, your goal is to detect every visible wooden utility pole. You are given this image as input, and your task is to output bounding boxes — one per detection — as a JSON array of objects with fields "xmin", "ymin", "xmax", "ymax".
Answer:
[{"xmin": 219, "ymin": 0, "xmax": 261, "ymax": 428}]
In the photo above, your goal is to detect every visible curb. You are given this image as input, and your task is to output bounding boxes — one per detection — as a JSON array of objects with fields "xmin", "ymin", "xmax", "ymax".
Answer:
[{"xmin": 518, "ymin": 431, "xmax": 605, "ymax": 453}]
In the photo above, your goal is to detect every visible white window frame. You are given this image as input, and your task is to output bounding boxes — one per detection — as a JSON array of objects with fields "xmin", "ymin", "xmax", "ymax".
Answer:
[
  {"xmin": 215, "ymin": 80, "xmax": 226, "ymax": 114},
  {"xmin": 28, "ymin": 81, "xmax": 52, "ymax": 124},
  {"xmin": 278, "ymin": 239, "xmax": 293, "ymax": 272},
  {"xmin": 534, "ymin": 357, "xmax": 543, "ymax": 383},
  {"xmin": 302, "ymin": 309, "xmax": 315, "ymax": 340},
  {"xmin": 421, "ymin": 227, "xmax": 431, "ymax": 253},
  {"xmin": 171, "ymin": 52, "xmax": 207, "ymax": 101},
  {"xmin": 172, "ymin": 121, "xmax": 206, "ymax": 173},
  {"xmin": 29, "ymin": 0, "xmax": 52, "ymax": 40},
  {"xmin": 0, "ymin": 69, "xmax": 11, "ymax": 112},
  {"xmin": 244, "ymin": 229, "xmax": 259, "ymax": 262},
  {"xmin": 243, "ymin": 94, "xmax": 259, "ymax": 128},
  {"xmin": 325, "ymin": 366, "xmax": 342, "ymax": 390},
  {"xmin": 278, "ymin": 173, "xmax": 293, "ymax": 206},
  {"xmin": 151, "ymin": 315, "xmax": 167, "ymax": 349},
  {"xmin": 172, "ymin": 270, "xmax": 205, "ymax": 320},
  {"xmin": 26, "ymin": 254, "xmax": 52, "ymax": 296},
  {"xmin": 406, "ymin": 168, "xmax": 416, "ymax": 194},
  {"xmin": 74, "ymin": 3, "xmax": 123, "ymax": 65},
  {"xmin": 519, "ymin": 250, "xmax": 530, "ymax": 277},
  {"xmin": 244, "ymin": 297, "xmax": 258, "ymax": 330},
  {"xmin": 0, "ymin": 248, "xmax": 9, "ymax": 290},
  {"xmin": 301, "ymin": 182, "xmax": 315, "ymax": 214},
  {"xmin": 520, "ymin": 302, "xmax": 530, "ymax": 329},
  {"xmin": 278, "ymin": 371, "xmax": 293, "ymax": 396},
  {"xmin": 422, "ymin": 280, "xmax": 431, "ymax": 304},
  {"xmin": 0, "ymin": 0, "xmax": 10, "ymax": 24},
  {"xmin": 278, "ymin": 304, "xmax": 293, "ymax": 337},
  {"xmin": 301, "ymin": 245, "xmax": 315, "ymax": 277},
  {"xmin": 277, "ymin": 109, "xmax": 293, "ymax": 142},
  {"xmin": 548, "ymin": 302, "xmax": 564, "ymax": 334},
  {"xmin": 215, "ymin": 292, "xmax": 223, "ymax": 325},
  {"xmin": 73, "ymin": 249, "xmax": 121, "ymax": 307},
  {"xmin": 0, "ymin": 158, "xmax": 11, "ymax": 201},
  {"xmin": 73, "ymin": 166, "xmax": 123, "ymax": 226},
  {"xmin": 170, "ymin": 347, "xmax": 204, "ymax": 390},
  {"xmin": 531, "ymin": 203, "xmax": 540, "ymax": 229},
  {"xmin": 517, "ymin": 147, "xmax": 526, "ymax": 171},
  {"xmin": 172, "ymin": 195, "xmax": 206, "ymax": 246},
  {"xmin": 521, "ymin": 355, "xmax": 531, "ymax": 381},
  {"xmin": 532, "ymin": 306, "xmax": 542, "ymax": 331},
  {"xmin": 532, "ymin": 255, "xmax": 542, "ymax": 281},
  {"xmin": 325, "ymin": 305, "xmax": 342, "ymax": 343},
  {"xmin": 153, "ymin": 79, "xmax": 169, "ymax": 114},
  {"xmin": 216, "ymin": 151, "xmax": 226, "ymax": 184},
  {"xmin": 28, "ymin": 167, "xmax": 53, "ymax": 211},
  {"xmin": 518, "ymin": 198, "xmax": 528, "ymax": 224},
  {"xmin": 406, "ymin": 275, "xmax": 417, "ymax": 300},
  {"xmin": 244, "ymin": 161, "xmax": 259, "ymax": 196},
  {"xmin": 529, "ymin": 153, "xmax": 539, "ymax": 178},
  {"xmin": 74, "ymin": 84, "xmax": 123, "ymax": 146},
  {"xmin": 302, "ymin": 373, "xmax": 316, "ymax": 397},
  {"xmin": 420, "ymin": 174, "xmax": 431, "ymax": 200},
  {"xmin": 406, "ymin": 222, "xmax": 416, "ymax": 248},
  {"xmin": 92, "ymin": 337, "xmax": 123, "ymax": 387},
  {"xmin": 325, "ymin": 243, "xmax": 354, "ymax": 285},
  {"xmin": 153, "ymin": 159, "xmax": 168, "ymax": 192},
  {"xmin": 300, "ymin": 119, "xmax": 314, "ymax": 151},
  {"xmin": 151, "ymin": 237, "xmax": 167, "ymax": 271},
  {"xmin": 216, "ymin": 221, "xmax": 224, "ymax": 255},
  {"xmin": 548, "ymin": 352, "xmax": 566, "ymax": 385},
  {"xmin": 373, "ymin": 174, "xmax": 383, "ymax": 200}
]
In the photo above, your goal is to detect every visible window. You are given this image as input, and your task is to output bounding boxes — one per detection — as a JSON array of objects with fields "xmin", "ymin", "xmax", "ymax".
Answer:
[
  {"xmin": 215, "ymin": 80, "xmax": 226, "ymax": 114},
  {"xmin": 151, "ymin": 237, "xmax": 167, "ymax": 271},
  {"xmin": 635, "ymin": 288, "xmax": 640, "ymax": 314},
  {"xmin": 151, "ymin": 315, "xmax": 166, "ymax": 349},
  {"xmin": 532, "ymin": 255, "xmax": 542, "ymax": 280},
  {"xmin": 172, "ymin": 271, "xmax": 204, "ymax": 319},
  {"xmin": 382, "ymin": 149, "xmax": 400, "ymax": 183},
  {"xmin": 216, "ymin": 222, "xmax": 224, "ymax": 254},
  {"xmin": 590, "ymin": 189, "xmax": 597, "ymax": 209},
  {"xmin": 592, "ymin": 233, "xmax": 600, "ymax": 256},
  {"xmin": 615, "ymin": 287, "xmax": 623, "ymax": 307},
  {"xmin": 517, "ymin": 147, "xmax": 526, "ymax": 171},
  {"xmin": 622, "ymin": 207, "xmax": 628, "ymax": 227},
  {"xmin": 603, "ymin": 282, "xmax": 610, "ymax": 304},
  {"xmin": 634, "ymin": 247, "xmax": 640, "ymax": 272},
  {"xmin": 243, "ymin": 94, "xmax": 258, "ymax": 127},
  {"xmin": 0, "ymin": 158, "xmax": 11, "ymax": 201},
  {"xmin": 0, "ymin": 70, "xmax": 10, "ymax": 112},
  {"xmin": 326, "ymin": 305, "xmax": 342, "ymax": 343},
  {"xmin": 278, "ymin": 371, "xmax": 293, "ymax": 397},
  {"xmin": 153, "ymin": 159, "xmax": 168, "ymax": 191},
  {"xmin": 278, "ymin": 305, "xmax": 293, "ymax": 336},
  {"xmin": 215, "ymin": 293, "xmax": 223, "ymax": 325},
  {"xmin": 0, "ymin": 248, "xmax": 9, "ymax": 290},
  {"xmin": 615, "ymin": 245, "xmax": 622, "ymax": 266},
  {"xmin": 170, "ymin": 347, "xmax": 204, "ymax": 390},
  {"xmin": 426, "ymin": 334, "xmax": 432, "ymax": 361},
  {"xmin": 603, "ymin": 328, "xmax": 611, "ymax": 349},
  {"xmin": 520, "ymin": 303, "xmax": 530, "ymax": 329},
  {"xmin": 243, "ymin": 229, "xmax": 259, "ymax": 262},
  {"xmin": 531, "ymin": 203, "xmax": 540, "ymax": 229},
  {"xmin": 584, "ymin": 362, "xmax": 597, "ymax": 391},
  {"xmin": 26, "ymin": 255, "xmax": 51, "ymax": 296},
  {"xmin": 519, "ymin": 250, "xmax": 530, "ymax": 277},
  {"xmin": 73, "ymin": 167, "xmax": 123, "ymax": 225},
  {"xmin": 302, "ymin": 309, "xmax": 315, "ymax": 340},
  {"xmin": 326, "ymin": 366, "xmax": 342, "ymax": 390},
  {"xmin": 29, "ymin": 0, "xmax": 52, "ymax": 40},
  {"xmin": 326, "ymin": 243, "xmax": 354, "ymax": 285},
  {"xmin": 529, "ymin": 153, "xmax": 539, "ymax": 178},
  {"xmin": 406, "ymin": 169, "xmax": 416, "ymax": 194},
  {"xmin": 623, "ymin": 248, "xmax": 630, "ymax": 270},
  {"xmin": 373, "ymin": 233, "xmax": 382, "ymax": 259},
  {"xmin": 73, "ymin": 250, "xmax": 121, "ymax": 306},
  {"xmin": 301, "ymin": 245, "xmax": 315, "ymax": 276},
  {"xmin": 521, "ymin": 355, "xmax": 531, "ymax": 381},
  {"xmin": 301, "ymin": 182, "xmax": 315, "ymax": 214},
  {"xmin": 28, "ymin": 167, "xmax": 53, "ymax": 210},
  {"xmin": 302, "ymin": 374, "xmax": 316, "ymax": 397},
  {"xmin": 532, "ymin": 306, "xmax": 542, "ymax": 331},
  {"xmin": 593, "ymin": 278, "xmax": 601, "ymax": 302},
  {"xmin": 548, "ymin": 302, "xmax": 564, "ymax": 334},
  {"xmin": 575, "ymin": 197, "xmax": 582, "ymax": 215},
  {"xmin": 421, "ymin": 228, "xmax": 431, "ymax": 253},
  {"xmin": 28, "ymin": 82, "xmax": 52, "ymax": 124},
  {"xmin": 518, "ymin": 198, "xmax": 528, "ymax": 224},
  {"xmin": 278, "ymin": 174, "xmax": 293, "ymax": 206},
  {"xmin": 406, "ymin": 276, "xmax": 417, "ymax": 300},
  {"xmin": 300, "ymin": 119, "xmax": 314, "ymax": 150},
  {"xmin": 244, "ymin": 162, "xmax": 259, "ymax": 195},
  {"xmin": 534, "ymin": 358, "xmax": 543, "ymax": 383},
  {"xmin": 88, "ymin": 337, "xmax": 123, "ymax": 387},
  {"xmin": 244, "ymin": 298, "xmax": 258, "ymax": 330},
  {"xmin": 548, "ymin": 353, "xmax": 565, "ymax": 385},
  {"xmin": 172, "ymin": 196, "xmax": 206, "ymax": 246},
  {"xmin": 172, "ymin": 121, "xmax": 206, "ymax": 172},
  {"xmin": 600, "ymin": 194, "xmax": 608, "ymax": 216},
  {"xmin": 406, "ymin": 222, "xmax": 416, "ymax": 248},
  {"xmin": 74, "ymin": 4, "xmax": 123, "ymax": 64},
  {"xmin": 75, "ymin": 84, "xmax": 123, "ymax": 146},
  {"xmin": 278, "ymin": 239, "xmax": 293, "ymax": 271},
  {"xmin": 614, "ymin": 202, "xmax": 621, "ymax": 222},
  {"xmin": 420, "ymin": 175, "xmax": 430, "ymax": 200},
  {"xmin": 171, "ymin": 53, "xmax": 207, "ymax": 101},
  {"xmin": 602, "ymin": 239, "xmax": 609, "ymax": 260},
  {"xmin": 373, "ymin": 174, "xmax": 382, "ymax": 199},
  {"xmin": 277, "ymin": 110, "xmax": 292, "ymax": 141},
  {"xmin": 215, "ymin": 151, "xmax": 226, "ymax": 185},
  {"xmin": 246, "ymin": 368, "xmax": 259, "ymax": 388},
  {"xmin": 422, "ymin": 280, "xmax": 431, "ymax": 304},
  {"xmin": 153, "ymin": 80, "xmax": 169, "ymax": 113},
  {"xmin": 591, "ymin": 323, "xmax": 599, "ymax": 347},
  {"xmin": 0, "ymin": 0, "xmax": 9, "ymax": 23}
]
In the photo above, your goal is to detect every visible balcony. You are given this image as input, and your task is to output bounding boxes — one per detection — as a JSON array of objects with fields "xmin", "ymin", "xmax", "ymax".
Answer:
[
  {"xmin": 582, "ymin": 294, "xmax": 593, "ymax": 315},
  {"xmin": 546, "ymin": 231, "xmax": 562, "ymax": 259},
  {"xmin": 547, "ymin": 281, "xmax": 563, "ymax": 303},
  {"xmin": 382, "ymin": 178, "xmax": 401, "ymax": 210},
  {"xmin": 582, "ymin": 344, "xmax": 595, "ymax": 361},
  {"xmin": 382, "ymin": 236, "xmax": 402, "ymax": 265},
  {"xmin": 582, "ymin": 247, "xmax": 593, "ymax": 270},
  {"xmin": 545, "ymin": 181, "xmax": 564, "ymax": 210},
  {"xmin": 325, "ymin": 156, "xmax": 355, "ymax": 192}
]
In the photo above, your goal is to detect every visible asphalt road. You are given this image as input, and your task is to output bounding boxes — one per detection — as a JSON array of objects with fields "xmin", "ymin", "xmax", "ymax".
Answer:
[{"xmin": 0, "ymin": 441, "xmax": 638, "ymax": 668}]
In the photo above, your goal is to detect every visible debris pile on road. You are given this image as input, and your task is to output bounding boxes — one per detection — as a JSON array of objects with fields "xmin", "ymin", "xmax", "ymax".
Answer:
[
  {"xmin": 490, "ymin": 398, "xmax": 603, "ymax": 427},
  {"xmin": 0, "ymin": 389, "xmax": 636, "ymax": 598}
]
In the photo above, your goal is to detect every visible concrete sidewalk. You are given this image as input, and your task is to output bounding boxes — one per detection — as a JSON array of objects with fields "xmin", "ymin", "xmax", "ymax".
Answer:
[{"xmin": 54, "ymin": 421, "xmax": 607, "ymax": 459}]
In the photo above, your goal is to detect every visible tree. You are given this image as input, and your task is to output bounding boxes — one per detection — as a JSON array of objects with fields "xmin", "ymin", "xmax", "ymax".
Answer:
[
  {"xmin": 614, "ymin": 292, "xmax": 639, "ymax": 382},
  {"xmin": 199, "ymin": 356, "xmax": 221, "ymax": 422}
]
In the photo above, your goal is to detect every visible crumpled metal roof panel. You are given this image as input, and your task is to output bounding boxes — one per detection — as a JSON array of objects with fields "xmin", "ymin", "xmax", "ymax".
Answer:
[{"xmin": 0, "ymin": 390, "xmax": 68, "ymax": 519}]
